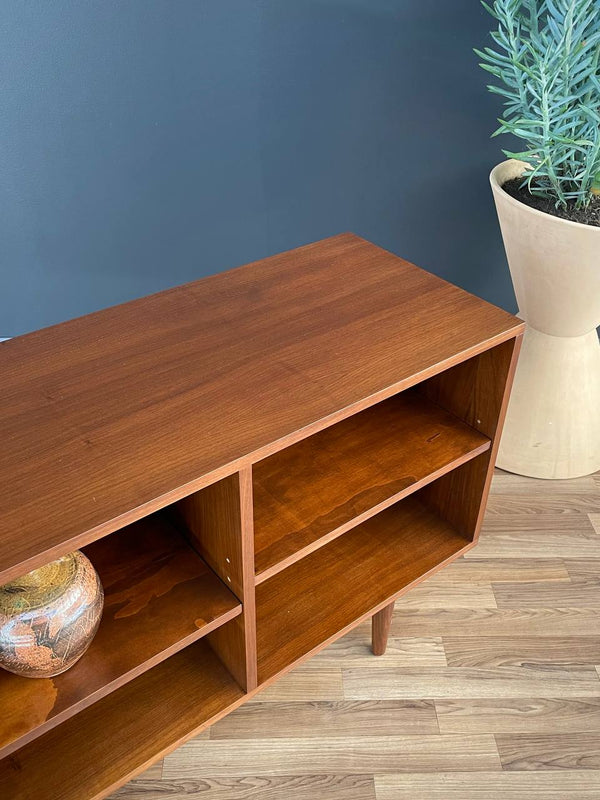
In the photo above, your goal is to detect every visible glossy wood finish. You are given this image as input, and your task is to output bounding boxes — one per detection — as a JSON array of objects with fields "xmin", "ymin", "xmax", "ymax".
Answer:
[
  {"xmin": 253, "ymin": 391, "xmax": 490, "ymax": 581},
  {"xmin": 256, "ymin": 494, "xmax": 473, "ymax": 683},
  {"xmin": 419, "ymin": 337, "xmax": 521, "ymax": 542},
  {"xmin": 112, "ymin": 469, "xmax": 600, "ymax": 800},
  {"xmin": 0, "ymin": 233, "xmax": 522, "ymax": 584},
  {"xmin": 0, "ymin": 641, "xmax": 245, "ymax": 800},
  {"xmin": 0, "ymin": 513, "xmax": 241, "ymax": 759},
  {"xmin": 178, "ymin": 470, "xmax": 258, "ymax": 691},
  {"xmin": 0, "ymin": 235, "xmax": 524, "ymax": 800},
  {"xmin": 371, "ymin": 602, "xmax": 395, "ymax": 656},
  {"xmin": 172, "ymin": 475, "xmax": 246, "ymax": 599}
]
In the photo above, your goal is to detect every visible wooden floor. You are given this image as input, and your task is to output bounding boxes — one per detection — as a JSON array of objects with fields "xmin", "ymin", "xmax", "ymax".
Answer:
[{"xmin": 110, "ymin": 469, "xmax": 600, "ymax": 800}]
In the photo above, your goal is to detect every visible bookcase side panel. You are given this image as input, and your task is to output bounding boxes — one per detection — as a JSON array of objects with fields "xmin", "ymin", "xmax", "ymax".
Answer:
[
  {"xmin": 208, "ymin": 467, "xmax": 257, "ymax": 691},
  {"xmin": 171, "ymin": 471, "xmax": 257, "ymax": 691},
  {"xmin": 417, "ymin": 336, "xmax": 522, "ymax": 540}
]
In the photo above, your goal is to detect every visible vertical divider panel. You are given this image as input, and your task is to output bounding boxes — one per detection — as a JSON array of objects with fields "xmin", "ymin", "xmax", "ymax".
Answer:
[
  {"xmin": 233, "ymin": 466, "xmax": 257, "ymax": 691},
  {"xmin": 417, "ymin": 335, "xmax": 523, "ymax": 541},
  {"xmin": 171, "ymin": 471, "xmax": 257, "ymax": 691}
]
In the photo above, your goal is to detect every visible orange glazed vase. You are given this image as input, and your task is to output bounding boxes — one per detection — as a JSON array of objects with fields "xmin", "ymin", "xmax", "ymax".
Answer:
[{"xmin": 0, "ymin": 551, "xmax": 104, "ymax": 678}]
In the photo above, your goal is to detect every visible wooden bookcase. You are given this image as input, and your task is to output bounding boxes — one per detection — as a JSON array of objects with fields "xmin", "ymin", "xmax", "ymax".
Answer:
[{"xmin": 0, "ymin": 234, "xmax": 523, "ymax": 799}]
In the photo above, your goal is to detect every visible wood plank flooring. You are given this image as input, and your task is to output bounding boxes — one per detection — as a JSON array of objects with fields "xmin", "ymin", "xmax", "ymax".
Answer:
[{"xmin": 110, "ymin": 469, "xmax": 600, "ymax": 799}]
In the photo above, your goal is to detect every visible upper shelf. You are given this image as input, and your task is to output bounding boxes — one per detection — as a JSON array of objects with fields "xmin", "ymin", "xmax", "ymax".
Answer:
[
  {"xmin": 253, "ymin": 390, "xmax": 490, "ymax": 581},
  {"xmin": 0, "ymin": 512, "xmax": 241, "ymax": 759},
  {"xmin": 0, "ymin": 233, "xmax": 522, "ymax": 584}
]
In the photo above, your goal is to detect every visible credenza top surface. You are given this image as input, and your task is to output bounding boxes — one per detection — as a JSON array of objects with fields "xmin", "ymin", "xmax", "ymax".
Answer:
[{"xmin": 0, "ymin": 233, "xmax": 522, "ymax": 580}]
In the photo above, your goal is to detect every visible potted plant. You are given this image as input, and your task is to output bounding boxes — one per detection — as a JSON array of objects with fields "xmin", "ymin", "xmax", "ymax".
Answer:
[{"xmin": 478, "ymin": 0, "xmax": 600, "ymax": 479}]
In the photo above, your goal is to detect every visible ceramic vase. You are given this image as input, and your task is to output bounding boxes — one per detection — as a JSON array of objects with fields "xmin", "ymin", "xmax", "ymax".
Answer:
[{"xmin": 0, "ymin": 551, "xmax": 104, "ymax": 678}]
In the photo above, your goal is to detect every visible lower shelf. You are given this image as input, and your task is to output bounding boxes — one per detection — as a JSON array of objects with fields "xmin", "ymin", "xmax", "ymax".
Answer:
[
  {"xmin": 0, "ymin": 640, "xmax": 244, "ymax": 800},
  {"xmin": 256, "ymin": 495, "xmax": 473, "ymax": 683},
  {"xmin": 0, "ymin": 512, "xmax": 242, "ymax": 758}
]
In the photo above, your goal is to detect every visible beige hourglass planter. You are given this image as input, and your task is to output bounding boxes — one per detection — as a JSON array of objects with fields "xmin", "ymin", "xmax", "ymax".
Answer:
[{"xmin": 490, "ymin": 159, "xmax": 600, "ymax": 479}]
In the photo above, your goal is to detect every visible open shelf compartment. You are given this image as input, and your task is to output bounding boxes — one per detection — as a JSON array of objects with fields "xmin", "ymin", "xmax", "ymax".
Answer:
[
  {"xmin": 0, "ymin": 508, "xmax": 242, "ymax": 759},
  {"xmin": 255, "ymin": 460, "xmax": 484, "ymax": 684},
  {"xmin": 253, "ymin": 388, "xmax": 490, "ymax": 582},
  {"xmin": 0, "ymin": 638, "xmax": 244, "ymax": 800}
]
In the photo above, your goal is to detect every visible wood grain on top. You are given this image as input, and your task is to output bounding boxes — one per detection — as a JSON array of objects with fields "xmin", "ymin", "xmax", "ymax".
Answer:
[
  {"xmin": 253, "ymin": 390, "xmax": 490, "ymax": 580},
  {"xmin": 0, "ymin": 513, "xmax": 241, "ymax": 758},
  {"xmin": 0, "ymin": 233, "xmax": 522, "ymax": 581}
]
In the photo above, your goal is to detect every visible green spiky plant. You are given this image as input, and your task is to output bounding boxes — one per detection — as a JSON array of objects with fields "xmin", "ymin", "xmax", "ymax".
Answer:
[{"xmin": 476, "ymin": 0, "xmax": 600, "ymax": 209}]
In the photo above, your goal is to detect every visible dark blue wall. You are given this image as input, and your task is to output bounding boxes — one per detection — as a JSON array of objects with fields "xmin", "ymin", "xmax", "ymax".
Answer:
[{"xmin": 1, "ymin": 0, "xmax": 514, "ymax": 336}]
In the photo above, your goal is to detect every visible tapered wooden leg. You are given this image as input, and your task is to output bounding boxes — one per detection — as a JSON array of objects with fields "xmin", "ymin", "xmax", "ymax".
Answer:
[{"xmin": 371, "ymin": 601, "xmax": 395, "ymax": 656}]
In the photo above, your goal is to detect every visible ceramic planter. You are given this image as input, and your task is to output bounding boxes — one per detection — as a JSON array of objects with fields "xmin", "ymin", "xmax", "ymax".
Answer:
[{"xmin": 490, "ymin": 159, "xmax": 600, "ymax": 479}]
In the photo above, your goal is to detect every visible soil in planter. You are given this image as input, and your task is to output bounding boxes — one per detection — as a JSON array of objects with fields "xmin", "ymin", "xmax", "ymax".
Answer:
[{"xmin": 502, "ymin": 178, "xmax": 600, "ymax": 227}]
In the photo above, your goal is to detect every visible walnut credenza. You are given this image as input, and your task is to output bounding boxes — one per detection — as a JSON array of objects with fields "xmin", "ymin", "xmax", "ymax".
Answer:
[{"xmin": 0, "ymin": 234, "xmax": 523, "ymax": 799}]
